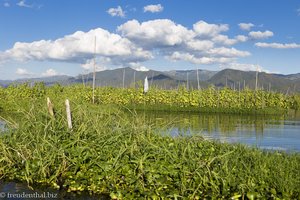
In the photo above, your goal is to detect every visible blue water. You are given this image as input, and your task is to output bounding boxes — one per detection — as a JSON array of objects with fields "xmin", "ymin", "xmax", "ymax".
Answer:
[{"xmin": 145, "ymin": 111, "xmax": 300, "ymax": 152}]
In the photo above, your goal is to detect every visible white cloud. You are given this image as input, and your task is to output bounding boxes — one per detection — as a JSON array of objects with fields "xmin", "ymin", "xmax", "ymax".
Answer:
[
  {"xmin": 129, "ymin": 63, "xmax": 149, "ymax": 71},
  {"xmin": 193, "ymin": 20, "xmax": 229, "ymax": 38},
  {"xmin": 81, "ymin": 58, "xmax": 107, "ymax": 71},
  {"xmin": 16, "ymin": 0, "xmax": 32, "ymax": 8},
  {"xmin": 212, "ymin": 35, "xmax": 238, "ymax": 46},
  {"xmin": 144, "ymin": 4, "xmax": 163, "ymax": 13},
  {"xmin": 16, "ymin": 68, "xmax": 34, "ymax": 76},
  {"xmin": 297, "ymin": 8, "xmax": 300, "ymax": 15},
  {"xmin": 208, "ymin": 47, "xmax": 250, "ymax": 57},
  {"xmin": 0, "ymin": 28, "xmax": 152, "ymax": 68},
  {"xmin": 186, "ymin": 40, "xmax": 214, "ymax": 51},
  {"xmin": 235, "ymin": 35, "xmax": 248, "ymax": 42},
  {"xmin": 220, "ymin": 63, "xmax": 267, "ymax": 72},
  {"xmin": 41, "ymin": 69, "xmax": 59, "ymax": 77},
  {"xmin": 238, "ymin": 23, "xmax": 254, "ymax": 31},
  {"xmin": 4, "ymin": 2, "xmax": 10, "ymax": 7},
  {"xmin": 1, "ymin": 19, "xmax": 253, "ymax": 71},
  {"xmin": 168, "ymin": 52, "xmax": 235, "ymax": 65},
  {"xmin": 117, "ymin": 19, "xmax": 195, "ymax": 48},
  {"xmin": 255, "ymin": 42, "xmax": 300, "ymax": 49},
  {"xmin": 248, "ymin": 30, "xmax": 274, "ymax": 39},
  {"xmin": 107, "ymin": 6, "xmax": 125, "ymax": 17}
]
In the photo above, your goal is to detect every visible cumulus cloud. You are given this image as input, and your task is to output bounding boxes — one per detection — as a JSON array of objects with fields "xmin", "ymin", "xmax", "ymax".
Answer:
[
  {"xmin": 129, "ymin": 63, "xmax": 149, "ymax": 71},
  {"xmin": 143, "ymin": 4, "xmax": 163, "ymax": 13},
  {"xmin": 238, "ymin": 23, "xmax": 254, "ymax": 31},
  {"xmin": 16, "ymin": 68, "xmax": 34, "ymax": 76},
  {"xmin": 212, "ymin": 35, "xmax": 247, "ymax": 46},
  {"xmin": 248, "ymin": 30, "xmax": 274, "ymax": 39},
  {"xmin": 0, "ymin": 28, "xmax": 152, "ymax": 69},
  {"xmin": 220, "ymin": 63, "xmax": 267, "ymax": 72},
  {"xmin": 193, "ymin": 20, "xmax": 229, "ymax": 38},
  {"xmin": 168, "ymin": 52, "xmax": 235, "ymax": 65},
  {"xmin": 235, "ymin": 35, "xmax": 248, "ymax": 42},
  {"xmin": 118, "ymin": 19, "xmax": 250, "ymax": 65},
  {"xmin": 41, "ymin": 69, "xmax": 59, "ymax": 77},
  {"xmin": 107, "ymin": 6, "xmax": 125, "ymax": 17},
  {"xmin": 117, "ymin": 19, "xmax": 195, "ymax": 48},
  {"xmin": 1, "ymin": 19, "xmax": 253, "ymax": 71},
  {"xmin": 81, "ymin": 58, "xmax": 107, "ymax": 71},
  {"xmin": 255, "ymin": 42, "xmax": 300, "ymax": 49},
  {"xmin": 4, "ymin": 2, "xmax": 10, "ymax": 7}
]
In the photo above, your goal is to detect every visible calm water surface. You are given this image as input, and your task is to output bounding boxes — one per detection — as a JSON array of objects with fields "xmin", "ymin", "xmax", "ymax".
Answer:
[{"xmin": 141, "ymin": 110, "xmax": 300, "ymax": 152}]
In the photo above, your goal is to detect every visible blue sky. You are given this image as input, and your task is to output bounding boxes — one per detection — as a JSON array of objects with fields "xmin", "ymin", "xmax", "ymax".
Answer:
[{"xmin": 0, "ymin": 0, "xmax": 300, "ymax": 80}]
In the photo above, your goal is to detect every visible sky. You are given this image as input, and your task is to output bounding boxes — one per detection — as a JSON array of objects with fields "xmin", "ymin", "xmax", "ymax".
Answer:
[{"xmin": 0, "ymin": 0, "xmax": 300, "ymax": 80}]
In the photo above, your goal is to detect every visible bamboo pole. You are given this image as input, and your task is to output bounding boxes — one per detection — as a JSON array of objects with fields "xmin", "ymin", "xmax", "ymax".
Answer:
[
  {"xmin": 196, "ymin": 68, "xmax": 200, "ymax": 90},
  {"xmin": 65, "ymin": 99, "xmax": 72, "ymax": 129},
  {"xmin": 92, "ymin": 36, "xmax": 97, "ymax": 104},
  {"xmin": 133, "ymin": 70, "xmax": 136, "ymax": 89},
  {"xmin": 122, "ymin": 68, "xmax": 125, "ymax": 88},
  {"xmin": 186, "ymin": 71, "xmax": 189, "ymax": 90},
  {"xmin": 255, "ymin": 69, "xmax": 258, "ymax": 91}
]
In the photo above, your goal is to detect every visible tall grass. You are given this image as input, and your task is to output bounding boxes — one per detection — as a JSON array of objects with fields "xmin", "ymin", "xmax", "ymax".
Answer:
[{"xmin": 0, "ymin": 101, "xmax": 299, "ymax": 199}]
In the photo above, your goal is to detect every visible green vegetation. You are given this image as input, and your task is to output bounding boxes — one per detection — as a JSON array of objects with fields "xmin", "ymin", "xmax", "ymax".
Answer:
[
  {"xmin": 1, "ymin": 83, "xmax": 299, "ymax": 114},
  {"xmin": 0, "ymin": 83, "xmax": 300, "ymax": 199}
]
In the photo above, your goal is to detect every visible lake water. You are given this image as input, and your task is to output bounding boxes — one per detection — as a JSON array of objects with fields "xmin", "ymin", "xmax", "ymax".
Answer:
[{"xmin": 141, "ymin": 110, "xmax": 300, "ymax": 152}]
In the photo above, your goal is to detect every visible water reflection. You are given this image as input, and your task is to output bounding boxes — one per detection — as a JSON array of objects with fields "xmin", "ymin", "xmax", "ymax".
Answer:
[{"xmin": 139, "ymin": 111, "xmax": 300, "ymax": 152}]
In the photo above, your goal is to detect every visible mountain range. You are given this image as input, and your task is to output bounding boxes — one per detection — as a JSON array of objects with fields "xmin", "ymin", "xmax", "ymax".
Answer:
[{"xmin": 0, "ymin": 68, "xmax": 299, "ymax": 93}]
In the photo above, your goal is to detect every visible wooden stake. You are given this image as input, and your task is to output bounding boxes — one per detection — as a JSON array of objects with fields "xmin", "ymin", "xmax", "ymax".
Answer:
[
  {"xmin": 47, "ymin": 97, "xmax": 54, "ymax": 118},
  {"xmin": 65, "ymin": 99, "xmax": 72, "ymax": 129}
]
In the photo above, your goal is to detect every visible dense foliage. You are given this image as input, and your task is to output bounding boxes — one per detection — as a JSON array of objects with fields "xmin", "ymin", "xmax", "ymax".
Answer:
[{"xmin": 0, "ymin": 83, "xmax": 299, "ymax": 114}]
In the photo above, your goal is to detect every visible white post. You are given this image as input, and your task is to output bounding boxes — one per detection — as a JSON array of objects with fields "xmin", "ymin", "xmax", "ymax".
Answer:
[{"xmin": 65, "ymin": 99, "xmax": 72, "ymax": 129}]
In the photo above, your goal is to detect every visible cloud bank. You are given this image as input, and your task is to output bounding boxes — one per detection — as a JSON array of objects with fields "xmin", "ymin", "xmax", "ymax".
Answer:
[
  {"xmin": 255, "ymin": 42, "xmax": 300, "ymax": 49},
  {"xmin": 1, "ymin": 19, "xmax": 276, "ymax": 72}
]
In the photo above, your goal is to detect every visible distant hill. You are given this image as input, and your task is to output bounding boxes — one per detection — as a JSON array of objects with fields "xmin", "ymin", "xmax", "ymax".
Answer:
[
  {"xmin": 0, "ymin": 75, "xmax": 72, "ymax": 87},
  {"xmin": 209, "ymin": 69, "xmax": 299, "ymax": 93},
  {"xmin": 165, "ymin": 69, "xmax": 217, "ymax": 81},
  {"xmin": 0, "ymin": 67, "xmax": 299, "ymax": 93}
]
